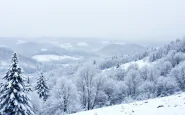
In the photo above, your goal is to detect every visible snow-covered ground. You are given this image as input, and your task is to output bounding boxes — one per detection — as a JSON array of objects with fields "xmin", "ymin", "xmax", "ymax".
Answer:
[
  {"xmin": 70, "ymin": 93, "xmax": 185, "ymax": 115},
  {"xmin": 102, "ymin": 58, "xmax": 151, "ymax": 73},
  {"xmin": 121, "ymin": 59, "xmax": 150, "ymax": 70},
  {"xmin": 40, "ymin": 48, "xmax": 48, "ymax": 51},
  {"xmin": 32, "ymin": 54, "xmax": 83, "ymax": 62}
]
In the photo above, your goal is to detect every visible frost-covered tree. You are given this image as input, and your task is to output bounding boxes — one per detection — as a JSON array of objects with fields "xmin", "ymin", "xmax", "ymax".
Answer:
[
  {"xmin": 169, "ymin": 62, "xmax": 185, "ymax": 91},
  {"xmin": 76, "ymin": 64, "xmax": 104, "ymax": 110},
  {"xmin": 155, "ymin": 76, "xmax": 177, "ymax": 97},
  {"xmin": 147, "ymin": 67, "xmax": 160, "ymax": 83},
  {"xmin": 102, "ymin": 78, "xmax": 118, "ymax": 105},
  {"xmin": 139, "ymin": 66, "xmax": 150, "ymax": 81},
  {"xmin": 43, "ymin": 77, "xmax": 80, "ymax": 115},
  {"xmin": 91, "ymin": 73, "xmax": 107, "ymax": 108},
  {"xmin": 124, "ymin": 70, "xmax": 141, "ymax": 97},
  {"xmin": 156, "ymin": 61, "xmax": 172, "ymax": 76},
  {"xmin": 0, "ymin": 53, "xmax": 34, "ymax": 115},
  {"xmin": 36, "ymin": 73, "xmax": 49, "ymax": 101},
  {"xmin": 127, "ymin": 63, "xmax": 139, "ymax": 71},
  {"xmin": 138, "ymin": 81, "xmax": 155, "ymax": 99},
  {"xmin": 114, "ymin": 68, "xmax": 126, "ymax": 81}
]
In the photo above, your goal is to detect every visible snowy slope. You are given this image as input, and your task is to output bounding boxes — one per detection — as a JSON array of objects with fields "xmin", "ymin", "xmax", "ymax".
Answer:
[
  {"xmin": 101, "ymin": 58, "xmax": 151, "ymax": 74},
  {"xmin": 70, "ymin": 93, "xmax": 185, "ymax": 115},
  {"xmin": 121, "ymin": 59, "xmax": 150, "ymax": 70}
]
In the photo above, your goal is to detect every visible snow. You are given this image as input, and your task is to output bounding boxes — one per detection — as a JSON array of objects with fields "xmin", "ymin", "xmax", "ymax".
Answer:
[
  {"xmin": 77, "ymin": 42, "xmax": 89, "ymax": 46},
  {"xmin": 70, "ymin": 93, "xmax": 185, "ymax": 115},
  {"xmin": 41, "ymin": 49, "xmax": 48, "ymax": 51},
  {"xmin": 101, "ymin": 41, "xmax": 110, "ymax": 45},
  {"xmin": 121, "ymin": 59, "xmax": 150, "ymax": 70},
  {"xmin": 60, "ymin": 43, "xmax": 73, "ymax": 49},
  {"xmin": 101, "ymin": 59, "xmax": 151, "ymax": 74},
  {"xmin": 10, "ymin": 93, "xmax": 15, "ymax": 100},
  {"xmin": 101, "ymin": 41, "xmax": 126, "ymax": 45},
  {"xmin": 32, "ymin": 54, "xmax": 83, "ymax": 62}
]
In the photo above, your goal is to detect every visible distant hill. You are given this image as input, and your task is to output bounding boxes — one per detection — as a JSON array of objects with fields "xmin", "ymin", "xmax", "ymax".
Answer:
[
  {"xmin": 97, "ymin": 43, "xmax": 145, "ymax": 56},
  {"xmin": 0, "ymin": 47, "xmax": 40, "ymax": 74}
]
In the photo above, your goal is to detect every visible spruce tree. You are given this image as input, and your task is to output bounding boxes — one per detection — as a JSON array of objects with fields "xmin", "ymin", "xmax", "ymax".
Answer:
[
  {"xmin": 36, "ymin": 73, "xmax": 49, "ymax": 102},
  {"xmin": 25, "ymin": 76, "xmax": 32, "ymax": 92},
  {"xmin": 0, "ymin": 53, "xmax": 34, "ymax": 115}
]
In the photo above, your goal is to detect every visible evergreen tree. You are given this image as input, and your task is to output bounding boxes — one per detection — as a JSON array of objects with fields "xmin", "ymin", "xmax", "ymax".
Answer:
[
  {"xmin": 36, "ymin": 73, "xmax": 49, "ymax": 101},
  {"xmin": 0, "ymin": 53, "xmax": 34, "ymax": 115},
  {"xmin": 25, "ymin": 76, "xmax": 32, "ymax": 92}
]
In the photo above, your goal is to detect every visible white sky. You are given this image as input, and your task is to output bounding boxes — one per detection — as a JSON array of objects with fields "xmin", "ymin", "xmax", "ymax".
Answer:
[{"xmin": 0, "ymin": 0, "xmax": 185, "ymax": 42}]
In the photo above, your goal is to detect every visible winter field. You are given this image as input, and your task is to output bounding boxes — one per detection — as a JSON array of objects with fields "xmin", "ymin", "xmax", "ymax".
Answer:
[{"xmin": 70, "ymin": 93, "xmax": 185, "ymax": 115}]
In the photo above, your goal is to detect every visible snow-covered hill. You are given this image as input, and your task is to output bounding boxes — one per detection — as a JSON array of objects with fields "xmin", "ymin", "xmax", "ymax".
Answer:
[
  {"xmin": 70, "ymin": 93, "xmax": 185, "ymax": 115},
  {"xmin": 32, "ymin": 54, "xmax": 83, "ymax": 62},
  {"xmin": 0, "ymin": 47, "xmax": 40, "ymax": 74},
  {"xmin": 98, "ymin": 43, "xmax": 145, "ymax": 56},
  {"xmin": 120, "ymin": 58, "xmax": 150, "ymax": 70}
]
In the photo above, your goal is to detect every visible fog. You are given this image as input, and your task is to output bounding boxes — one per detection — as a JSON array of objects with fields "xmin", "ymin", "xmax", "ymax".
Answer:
[{"xmin": 0, "ymin": 0, "xmax": 185, "ymax": 43}]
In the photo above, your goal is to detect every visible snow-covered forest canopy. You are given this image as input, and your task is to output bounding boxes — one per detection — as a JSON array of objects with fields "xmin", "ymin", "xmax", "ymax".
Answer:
[{"xmin": 0, "ymin": 38, "xmax": 185, "ymax": 115}]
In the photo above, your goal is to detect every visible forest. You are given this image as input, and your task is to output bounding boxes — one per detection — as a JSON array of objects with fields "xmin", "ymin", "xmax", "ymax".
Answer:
[{"xmin": 0, "ymin": 38, "xmax": 185, "ymax": 115}]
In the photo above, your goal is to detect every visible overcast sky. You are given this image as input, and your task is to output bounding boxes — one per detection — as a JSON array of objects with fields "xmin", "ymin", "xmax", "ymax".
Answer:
[{"xmin": 0, "ymin": 0, "xmax": 185, "ymax": 42}]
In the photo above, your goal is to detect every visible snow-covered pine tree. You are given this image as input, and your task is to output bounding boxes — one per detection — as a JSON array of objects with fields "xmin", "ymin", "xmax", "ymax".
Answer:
[
  {"xmin": 25, "ymin": 76, "xmax": 32, "ymax": 92},
  {"xmin": 36, "ymin": 73, "xmax": 49, "ymax": 102},
  {"xmin": 0, "ymin": 53, "xmax": 34, "ymax": 115}
]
